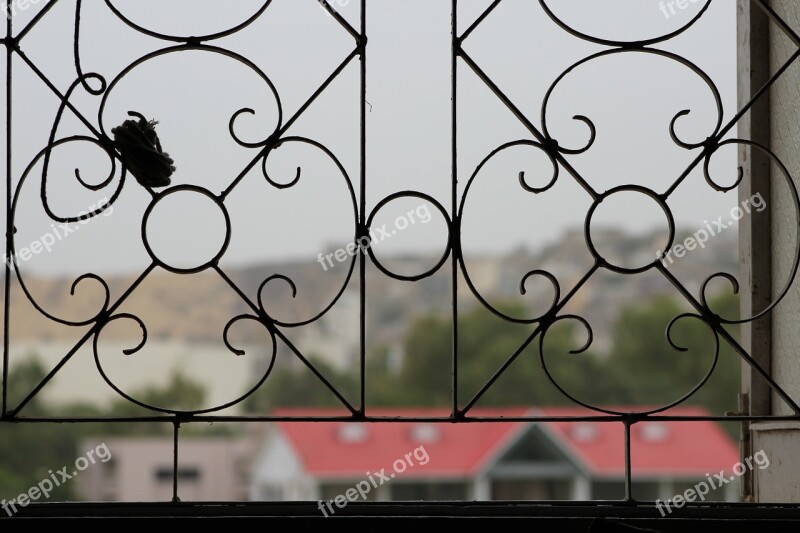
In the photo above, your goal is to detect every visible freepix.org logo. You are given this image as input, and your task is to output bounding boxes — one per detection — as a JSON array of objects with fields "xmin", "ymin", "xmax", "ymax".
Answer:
[
  {"xmin": 658, "ymin": 0, "xmax": 704, "ymax": 19},
  {"xmin": 655, "ymin": 449, "xmax": 770, "ymax": 516},
  {"xmin": 2, "ymin": 443, "xmax": 112, "ymax": 517},
  {"xmin": 2, "ymin": 0, "xmax": 43, "ymax": 20},
  {"xmin": 318, "ymin": 0, "xmax": 351, "ymax": 17}
]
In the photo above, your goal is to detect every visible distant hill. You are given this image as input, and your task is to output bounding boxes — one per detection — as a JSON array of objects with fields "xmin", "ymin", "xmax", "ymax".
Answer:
[{"xmin": 5, "ymin": 227, "xmax": 738, "ymax": 353}]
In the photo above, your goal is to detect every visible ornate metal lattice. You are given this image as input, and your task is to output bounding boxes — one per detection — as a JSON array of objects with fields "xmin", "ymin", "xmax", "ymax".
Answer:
[{"xmin": 3, "ymin": 0, "xmax": 800, "ymax": 505}]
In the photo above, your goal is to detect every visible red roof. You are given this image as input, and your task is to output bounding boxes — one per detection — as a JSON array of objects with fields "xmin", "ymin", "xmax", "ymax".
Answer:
[
  {"xmin": 272, "ymin": 407, "xmax": 529, "ymax": 478},
  {"xmin": 537, "ymin": 407, "xmax": 740, "ymax": 478},
  {"xmin": 271, "ymin": 407, "xmax": 739, "ymax": 479}
]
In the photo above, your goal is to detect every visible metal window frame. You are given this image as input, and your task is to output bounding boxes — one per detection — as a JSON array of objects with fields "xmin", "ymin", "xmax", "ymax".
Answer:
[{"xmin": 2, "ymin": 0, "xmax": 800, "ymax": 522}]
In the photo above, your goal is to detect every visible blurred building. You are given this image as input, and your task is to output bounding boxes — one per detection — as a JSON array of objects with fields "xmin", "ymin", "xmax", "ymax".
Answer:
[
  {"xmin": 76, "ymin": 407, "xmax": 739, "ymax": 503},
  {"xmin": 78, "ymin": 436, "xmax": 258, "ymax": 502},
  {"xmin": 249, "ymin": 407, "xmax": 740, "ymax": 502}
]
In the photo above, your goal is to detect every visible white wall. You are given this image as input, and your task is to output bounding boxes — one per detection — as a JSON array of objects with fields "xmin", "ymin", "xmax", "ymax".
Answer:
[
  {"xmin": 249, "ymin": 430, "xmax": 317, "ymax": 501},
  {"xmin": 751, "ymin": 0, "xmax": 800, "ymax": 502}
]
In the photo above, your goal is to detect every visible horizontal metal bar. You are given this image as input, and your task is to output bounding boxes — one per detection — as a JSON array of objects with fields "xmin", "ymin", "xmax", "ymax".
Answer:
[
  {"xmin": 5, "ymin": 414, "xmax": 800, "ymax": 423},
  {"xmin": 7, "ymin": 501, "xmax": 800, "ymax": 521}
]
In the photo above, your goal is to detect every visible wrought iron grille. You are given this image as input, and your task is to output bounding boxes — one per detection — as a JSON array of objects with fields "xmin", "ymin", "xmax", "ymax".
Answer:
[{"xmin": 2, "ymin": 0, "xmax": 800, "ymax": 508}]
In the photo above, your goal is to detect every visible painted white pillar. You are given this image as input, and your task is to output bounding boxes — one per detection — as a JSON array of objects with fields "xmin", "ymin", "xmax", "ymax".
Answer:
[
  {"xmin": 473, "ymin": 475, "xmax": 491, "ymax": 501},
  {"xmin": 657, "ymin": 479, "xmax": 673, "ymax": 501},
  {"xmin": 572, "ymin": 475, "xmax": 591, "ymax": 500}
]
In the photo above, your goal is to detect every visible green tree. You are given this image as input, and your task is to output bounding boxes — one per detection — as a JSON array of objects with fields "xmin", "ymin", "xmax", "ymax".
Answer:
[
  {"xmin": 243, "ymin": 293, "xmax": 740, "ymax": 418},
  {"xmin": 0, "ymin": 360, "xmax": 211, "ymax": 501},
  {"xmin": 387, "ymin": 302, "xmax": 620, "ymax": 408},
  {"xmin": 0, "ymin": 359, "xmax": 83, "ymax": 499},
  {"xmin": 243, "ymin": 358, "xmax": 359, "ymax": 412},
  {"xmin": 606, "ymin": 291, "xmax": 740, "ymax": 415}
]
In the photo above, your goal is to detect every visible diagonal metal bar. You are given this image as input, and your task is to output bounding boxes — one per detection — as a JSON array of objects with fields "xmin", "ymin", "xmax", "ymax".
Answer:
[
  {"xmin": 459, "ymin": 0, "xmax": 502, "ymax": 44},
  {"xmin": 15, "ymin": 0, "xmax": 61, "ymax": 43},
  {"xmin": 215, "ymin": 262, "xmax": 358, "ymax": 415},
  {"xmin": 213, "ymin": 265, "xmax": 356, "ymax": 416},
  {"xmin": 213, "ymin": 266, "xmax": 261, "ymax": 316},
  {"xmin": 461, "ymin": 262, "xmax": 601, "ymax": 415},
  {"xmin": 753, "ymin": 0, "xmax": 800, "ymax": 47},
  {"xmin": 219, "ymin": 47, "xmax": 360, "ymax": 200},
  {"xmin": 14, "ymin": 48, "xmax": 104, "ymax": 140},
  {"xmin": 656, "ymin": 262, "xmax": 800, "ymax": 415},
  {"xmin": 10, "ymin": 263, "xmax": 156, "ymax": 416},
  {"xmin": 271, "ymin": 327, "xmax": 358, "ymax": 415},
  {"xmin": 215, "ymin": 260, "xmax": 358, "ymax": 416},
  {"xmin": 317, "ymin": 0, "xmax": 361, "ymax": 42},
  {"xmin": 664, "ymin": 47, "xmax": 800, "ymax": 199},
  {"xmin": 458, "ymin": 49, "xmax": 600, "ymax": 201}
]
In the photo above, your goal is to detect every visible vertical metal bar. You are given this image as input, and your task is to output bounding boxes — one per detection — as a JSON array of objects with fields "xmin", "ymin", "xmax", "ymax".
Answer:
[
  {"xmin": 624, "ymin": 420, "xmax": 633, "ymax": 502},
  {"xmin": 737, "ymin": 0, "xmax": 771, "ymax": 501},
  {"xmin": 738, "ymin": 0, "xmax": 773, "ymax": 420},
  {"xmin": 358, "ymin": 0, "xmax": 367, "ymax": 416},
  {"xmin": 451, "ymin": 0, "xmax": 459, "ymax": 417},
  {"xmin": 172, "ymin": 419, "xmax": 180, "ymax": 503},
  {"xmin": 2, "ymin": 11, "xmax": 12, "ymax": 417}
]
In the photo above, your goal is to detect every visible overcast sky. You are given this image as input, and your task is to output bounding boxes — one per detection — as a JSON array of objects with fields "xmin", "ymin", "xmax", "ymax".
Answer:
[{"xmin": 2, "ymin": 0, "xmax": 737, "ymax": 275}]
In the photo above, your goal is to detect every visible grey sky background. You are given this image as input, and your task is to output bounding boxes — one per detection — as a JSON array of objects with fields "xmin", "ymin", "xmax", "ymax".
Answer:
[{"xmin": 2, "ymin": 0, "xmax": 737, "ymax": 275}]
